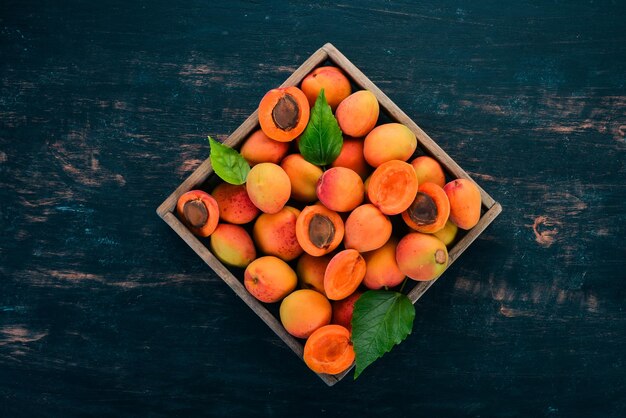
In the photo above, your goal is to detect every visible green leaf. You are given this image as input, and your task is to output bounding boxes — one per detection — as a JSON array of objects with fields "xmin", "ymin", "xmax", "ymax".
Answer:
[
  {"xmin": 298, "ymin": 89, "xmax": 343, "ymax": 166},
  {"xmin": 208, "ymin": 136, "xmax": 250, "ymax": 185},
  {"xmin": 351, "ymin": 290, "xmax": 415, "ymax": 379}
]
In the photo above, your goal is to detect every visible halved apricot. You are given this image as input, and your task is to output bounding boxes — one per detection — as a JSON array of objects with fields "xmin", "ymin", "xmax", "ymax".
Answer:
[
  {"xmin": 410, "ymin": 156, "xmax": 446, "ymax": 188},
  {"xmin": 258, "ymin": 86, "xmax": 310, "ymax": 142},
  {"xmin": 402, "ymin": 182, "xmax": 450, "ymax": 234},
  {"xmin": 324, "ymin": 249, "xmax": 366, "ymax": 300},
  {"xmin": 211, "ymin": 183, "xmax": 259, "ymax": 225},
  {"xmin": 176, "ymin": 190, "xmax": 220, "ymax": 237},
  {"xmin": 295, "ymin": 204, "xmax": 344, "ymax": 256},
  {"xmin": 303, "ymin": 324, "xmax": 355, "ymax": 375},
  {"xmin": 367, "ymin": 160, "xmax": 419, "ymax": 215},
  {"xmin": 344, "ymin": 204, "xmax": 392, "ymax": 252}
]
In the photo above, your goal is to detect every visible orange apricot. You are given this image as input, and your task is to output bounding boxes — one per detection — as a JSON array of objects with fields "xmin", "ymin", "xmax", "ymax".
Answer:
[
  {"xmin": 300, "ymin": 66, "xmax": 352, "ymax": 111},
  {"xmin": 344, "ymin": 204, "xmax": 392, "ymax": 252},
  {"xmin": 402, "ymin": 182, "xmax": 450, "ymax": 234},
  {"xmin": 362, "ymin": 238, "xmax": 405, "ymax": 290},
  {"xmin": 176, "ymin": 190, "xmax": 220, "ymax": 237},
  {"xmin": 253, "ymin": 206, "xmax": 303, "ymax": 261},
  {"xmin": 296, "ymin": 253, "xmax": 332, "ymax": 296},
  {"xmin": 280, "ymin": 154, "xmax": 323, "ymax": 202},
  {"xmin": 444, "ymin": 179, "xmax": 482, "ymax": 230},
  {"xmin": 331, "ymin": 291, "xmax": 363, "ymax": 332},
  {"xmin": 240, "ymin": 129, "xmax": 290, "ymax": 166},
  {"xmin": 316, "ymin": 167, "xmax": 364, "ymax": 212},
  {"xmin": 330, "ymin": 137, "xmax": 371, "ymax": 179},
  {"xmin": 303, "ymin": 324, "xmax": 355, "ymax": 375},
  {"xmin": 279, "ymin": 289, "xmax": 332, "ymax": 339},
  {"xmin": 410, "ymin": 156, "xmax": 446, "ymax": 188},
  {"xmin": 324, "ymin": 249, "xmax": 366, "ymax": 301},
  {"xmin": 246, "ymin": 162, "xmax": 291, "ymax": 214},
  {"xmin": 335, "ymin": 90, "xmax": 379, "ymax": 137},
  {"xmin": 211, "ymin": 183, "xmax": 259, "ymax": 225},
  {"xmin": 396, "ymin": 232, "xmax": 448, "ymax": 281},
  {"xmin": 367, "ymin": 160, "xmax": 419, "ymax": 215},
  {"xmin": 244, "ymin": 256, "xmax": 297, "ymax": 303},
  {"xmin": 295, "ymin": 204, "xmax": 344, "ymax": 257},
  {"xmin": 258, "ymin": 86, "xmax": 310, "ymax": 142},
  {"xmin": 433, "ymin": 220, "xmax": 459, "ymax": 247},
  {"xmin": 209, "ymin": 224, "xmax": 256, "ymax": 268},
  {"xmin": 363, "ymin": 123, "xmax": 417, "ymax": 167}
]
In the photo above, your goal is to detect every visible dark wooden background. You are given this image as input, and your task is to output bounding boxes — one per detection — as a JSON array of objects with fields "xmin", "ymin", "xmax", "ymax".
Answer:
[{"xmin": 2, "ymin": 1, "xmax": 625, "ymax": 416}]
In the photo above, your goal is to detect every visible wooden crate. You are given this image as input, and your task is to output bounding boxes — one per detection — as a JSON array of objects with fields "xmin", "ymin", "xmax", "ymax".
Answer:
[{"xmin": 156, "ymin": 43, "xmax": 502, "ymax": 386}]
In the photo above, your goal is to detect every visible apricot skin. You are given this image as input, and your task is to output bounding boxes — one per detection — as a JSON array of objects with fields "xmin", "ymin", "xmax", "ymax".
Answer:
[
  {"xmin": 176, "ymin": 190, "xmax": 220, "ymax": 237},
  {"xmin": 246, "ymin": 163, "xmax": 291, "ymax": 214},
  {"xmin": 211, "ymin": 183, "xmax": 259, "ymax": 225},
  {"xmin": 331, "ymin": 291, "xmax": 363, "ymax": 332},
  {"xmin": 244, "ymin": 256, "xmax": 297, "ymax": 303},
  {"xmin": 444, "ymin": 179, "xmax": 482, "ymax": 230},
  {"xmin": 300, "ymin": 66, "xmax": 352, "ymax": 111},
  {"xmin": 303, "ymin": 325, "xmax": 355, "ymax": 375},
  {"xmin": 396, "ymin": 232, "xmax": 448, "ymax": 281},
  {"xmin": 280, "ymin": 154, "xmax": 323, "ymax": 202},
  {"xmin": 253, "ymin": 206, "xmax": 303, "ymax": 261},
  {"xmin": 335, "ymin": 90, "xmax": 379, "ymax": 137},
  {"xmin": 240, "ymin": 129, "xmax": 290, "ymax": 166},
  {"xmin": 411, "ymin": 156, "xmax": 446, "ymax": 188},
  {"xmin": 363, "ymin": 123, "xmax": 417, "ymax": 167},
  {"xmin": 316, "ymin": 167, "xmax": 364, "ymax": 212},
  {"xmin": 344, "ymin": 204, "xmax": 392, "ymax": 252},
  {"xmin": 362, "ymin": 239, "xmax": 405, "ymax": 290},
  {"xmin": 433, "ymin": 220, "xmax": 459, "ymax": 247},
  {"xmin": 280, "ymin": 289, "xmax": 332, "ymax": 339},
  {"xmin": 209, "ymin": 224, "xmax": 256, "ymax": 268},
  {"xmin": 296, "ymin": 253, "xmax": 332, "ymax": 296},
  {"xmin": 330, "ymin": 137, "xmax": 371, "ymax": 179}
]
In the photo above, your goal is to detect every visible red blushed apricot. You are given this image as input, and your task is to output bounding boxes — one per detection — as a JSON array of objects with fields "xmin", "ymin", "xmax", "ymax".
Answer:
[
  {"xmin": 246, "ymin": 163, "xmax": 291, "ymax": 214},
  {"xmin": 362, "ymin": 238, "xmax": 405, "ymax": 290},
  {"xmin": 258, "ymin": 86, "xmax": 310, "ymax": 142},
  {"xmin": 402, "ymin": 182, "xmax": 450, "ymax": 234},
  {"xmin": 240, "ymin": 129, "xmax": 290, "ymax": 166},
  {"xmin": 433, "ymin": 220, "xmax": 459, "ymax": 247},
  {"xmin": 253, "ymin": 206, "xmax": 303, "ymax": 261},
  {"xmin": 280, "ymin": 154, "xmax": 323, "ymax": 202},
  {"xmin": 209, "ymin": 224, "xmax": 256, "ymax": 268},
  {"xmin": 364, "ymin": 123, "xmax": 417, "ymax": 167},
  {"xmin": 300, "ymin": 66, "xmax": 352, "ymax": 111},
  {"xmin": 335, "ymin": 90, "xmax": 379, "ymax": 137},
  {"xmin": 279, "ymin": 289, "xmax": 332, "ymax": 339},
  {"xmin": 444, "ymin": 179, "xmax": 482, "ymax": 230},
  {"xmin": 211, "ymin": 183, "xmax": 259, "ymax": 225},
  {"xmin": 303, "ymin": 325, "xmax": 355, "ymax": 375},
  {"xmin": 316, "ymin": 167, "xmax": 364, "ymax": 212},
  {"xmin": 396, "ymin": 233, "xmax": 448, "ymax": 281},
  {"xmin": 176, "ymin": 190, "xmax": 220, "ymax": 237},
  {"xmin": 324, "ymin": 249, "xmax": 366, "ymax": 301},
  {"xmin": 331, "ymin": 291, "xmax": 362, "ymax": 332},
  {"xmin": 295, "ymin": 204, "xmax": 344, "ymax": 256},
  {"xmin": 296, "ymin": 253, "xmax": 332, "ymax": 296},
  {"xmin": 244, "ymin": 256, "xmax": 297, "ymax": 303},
  {"xmin": 344, "ymin": 204, "xmax": 392, "ymax": 252},
  {"xmin": 367, "ymin": 160, "xmax": 419, "ymax": 215},
  {"xmin": 410, "ymin": 156, "xmax": 446, "ymax": 188},
  {"xmin": 330, "ymin": 137, "xmax": 371, "ymax": 179}
]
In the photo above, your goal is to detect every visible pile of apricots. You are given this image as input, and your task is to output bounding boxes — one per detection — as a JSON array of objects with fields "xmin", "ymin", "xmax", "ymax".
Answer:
[{"xmin": 176, "ymin": 66, "xmax": 482, "ymax": 376}]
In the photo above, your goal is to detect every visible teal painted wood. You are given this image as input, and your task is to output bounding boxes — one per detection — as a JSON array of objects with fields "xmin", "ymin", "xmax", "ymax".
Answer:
[{"xmin": 1, "ymin": 1, "xmax": 625, "ymax": 416}]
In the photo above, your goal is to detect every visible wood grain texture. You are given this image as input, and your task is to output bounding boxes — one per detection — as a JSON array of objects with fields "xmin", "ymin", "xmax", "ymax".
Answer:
[{"xmin": 1, "ymin": 0, "xmax": 625, "ymax": 416}]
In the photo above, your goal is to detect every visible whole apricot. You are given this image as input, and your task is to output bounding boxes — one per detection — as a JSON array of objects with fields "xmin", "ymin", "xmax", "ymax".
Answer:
[
  {"xmin": 433, "ymin": 220, "xmax": 459, "ymax": 247},
  {"xmin": 362, "ymin": 238, "xmax": 405, "ymax": 290},
  {"xmin": 209, "ymin": 224, "xmax": 256, "ymax": 268},
  {"xmin": 444, "ymin": 178, "xmax": 482, "ymax": 230},
  {"xmin": 253, "ymin": 206, "xmax": 303, "ymax": 261},
  {"xmin": 244, "ymin": 256, "xmax": 297, "ymax": 303},
  {"xmin": 396, "ymin": 232, "xmax": 448, "ymax": 281},
  {"xmin": 296, "ymin": 253, "xmax": 332, "ymax": 296},
  {"xmin": 240, "ymin": 128, "xmax": 290, "ymax": 167},
  {"xmin": 316, "ymin": 167, "xmax": 364, "ymax": 212},
  {"xmin": 331, "ymin": 291, "xmax": 363, "ymax": 332},
  {"xmin": 410, "ymin": 156, "xmax": 446, "ymax": 188},
  {"xmin": 211, "ymin": 183, "xmax": 259, "ymax": 225},
  {"xmin": 330, "ymin": 137, "xmax": 371, "ymax": 179},
  {"xmin": 363, "ymin": 123, "xmax": 417, "ymax": 167},
  {"xmin": 280, "ymin": 289, "xmax": 332, "ymax": 339},
  {"xmin": 300, "ymin": 66, "xmax": 352, "ymax": 111},
  {"xmin": 335, "ymin": 90, "xmax": 379, "ymax": 137},
  {"xmin": 246, "ymin": 162, "xmax": 291, "ymax": 214},
  {"xmin": 280, "ymin": 154, "xmax": 323, "ymax": 202},
  {"xmin": 344, "ymin": 204, "xmax": 392, "ymax": 252}
]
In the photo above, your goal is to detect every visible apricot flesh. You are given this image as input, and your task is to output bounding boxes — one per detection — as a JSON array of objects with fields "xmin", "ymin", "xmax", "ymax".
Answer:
[
  {"xmin": 444, "ymin": 179, "xmax": 482, "ymax": 230},
  {"xmin": 300, "ymin": 66, "xmax": 352, "ymax": 111},
  {"xmin": 367, "ymin": 160, "xmax": 419, "ymax": 215},
  {"xmin": 324, "ymin": 249, "xmax": 366, "ymax": 300},
  {"xmin": 344, "ymin": 204, "xmax": 392, "ymax": 252},
  {"xmin": 253, "ymin": 206, "xmax": 303, "ymax": 261},
  {"xmin": 280, "ymin": 289, "xmax": 332, "ymax": 339},
  {"xmin": 246, "ymin": 162, "xmax": 291, "ymax": 214},
  {"xmin": 211, "ymin": 183, "xmax": 259, "ymax": 225},
  {"xmin": 209, "ymin": 224, "xmax": 256, "ymax": 268},
  {"xmin": 303, "ymin": 325, "xmax": 355, "ymax": 375},
  {"xmin": 316, "ymin": 167, "xmax": 364, "ymax": 212},
  {"xmin": 335, "ymin": 90, "xmax": 379, "ymax": 137},
  {"xmin": 244, "ymin": 256, "xmax": 297, "ymax": 303},
  {"xmin": 240, "ymin": 129, "xmax": 290, "ymax": 166},
  {"xmin": 396, "ymin": 232, "xmax": 448, "ymax": 281},
  {"xmin": 363, "ymin": 123, "xmax": 417, "ymax": 167}
]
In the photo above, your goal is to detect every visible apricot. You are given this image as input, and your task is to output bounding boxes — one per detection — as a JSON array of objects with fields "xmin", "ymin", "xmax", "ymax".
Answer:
[
  {"xmin": 410, "ymin": 156, "xmax": 446, "ymax": 188},
  {"xmin": 258, "ymin": 86, "xmax": 310, "ymax": 142},
  {"xmin": 211, "ymin": 183, "xmax": 259, "ymax": 225},
  {"xmin": 280, "ymin": 154, "xmax": 323, "ymax": 202},
  {"xmin": 362, "ymin": 238, "xmax": 405, "ymax": 290},
  {"xmin": 402, "ymin": 182, "xmax": 450, "ymax": 234},
  {"xmin": 367, "ymin": 160, "xmax": 418, "ymax": 215},
  {"xmin": 300, "ymin": 66, "xmax": 352, "ymax": 111},
  {"xmin": 246, "ymin": 162, "xmax": 291, "ymax": 214},
  {"xmin": 303, "ymin": 325, "xmax": 355, "ymax": 375},
  {"xmin": 240, "ymin": 129, "xmax": 290, "ymax": 166},
  {"xmin": 324, "ymin": 249, "xmax": 366, "ymax": 300},
  {"xmin": 433, "ymin": 220, "xmax": 459, "ymax": 247},
  {"xmin": 209, "ymin": 224, "xmax": 256, "ymax": 268},
  {"xmin": 244, "ymin": 256, "xmax": 297, "ymax": 303},
  {"xmin": 444, "ymin": 179, "xmax": 482, "ymax": 230},
  {"xmin": 253, "ymin": 206, "xmax": 303, "ymax": 261},
  {"xmin": 363, "ymin": 123, "xmax": 417, "ymax": 167},
  {"xmin": 316, "ymin": 167, "xmax": 364, "ymax": 212},
  {"xmin": 396, "ymin": 232, "xmax": 448, "ymax": 281},
  {"xmin": 344, "ymin": 204, "xmax": 392, "ymax": 252},
  {"xmin": 331, "ymin": 291, "xmax": 362, "ymax": 332},
  {"xmin": 176, "ymin": 190, "xmax": 220, "ymax": 237},
  {"xmin": 279, "ymin": 289, "xmax": 332, "ymax": 339},
  {"xmin": 295, "ymin": 204, "xmax": 344, "ymax": 256},
  {"xmin": 296, "ymin": 253, "xmax": 332, "ymax": 296},
  {"xmin": 330, "ymin": 137, "xmax": 371, "ymax": 179},
  {"xmin": 335, "ymin": 90, "xmax": 379, "ymax": 137}
]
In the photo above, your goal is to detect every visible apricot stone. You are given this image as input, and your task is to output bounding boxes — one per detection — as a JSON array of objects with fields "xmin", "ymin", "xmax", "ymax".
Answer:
[
  {"xmin": 331, "ymin": 290, "xmax": 363, "ymax": 332},
  {"xmin": 253, "ymin": 206, "xmax": 303, "ymax": 261},
  {"xmin": 344, "ymin": 204, "xmax": 392, "ymax": 252},
  {"xmin": 362, "ymin": 238, "xmax": 405, "ymax": 290},
  {"xmin": 396, "ymin": 232, "xmax": 448, "ymax": 281},
  {"xmin": 240, "ymin": 129, "xmax": 290, "ymax": 167},
  {"xmin": 209, "ymin": 224, "xmax": 256, "ymax": 268},
  {"xmin": 300, "ymin": 66, "xmax": 352, "ymax": 111},
  {"xmin": 444, "ymin": 179, "xmax": 482, "ymax": 230},
  {"xmin": 335, "ymin": 90, "xmax": 379, "ymax": 137},
  {"xmin": 295, "ymin": 204, "xmax": 345, "ymax": 257},
  {"xmin": 280, "ymin": 154, "xmax": 323, "ymax": 202},
  {"xmin": 296, "ymin": 253, "xmax": 332, "ymax": 296},
  {"xmin": 330, "ymin": 137, "xmax": 371, "ymax": 179},
  {"xmin": 363, "ymin": 123, "xmax": 417, "ymax": 167},
  {"xmin": 211, "ymin": 183, "xmax": 259, "ymax": 225},
  {"xmin": 410, "ymin": 156, "xmax": 446, "ymax": 188},
  {"xmin": 280, "ymin": 289, "xmax": 332, "ymax": 339},
  {"xmin": 246, "ymin": 162, "xmax": 291, "ymax": 214},
  {"xmin": 316, "ymin": 167, "xmax": 364, "ymax": 212},
  {"xmin": 244, "ymin": 256, "xmax": 297, "ymax": 303}
]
